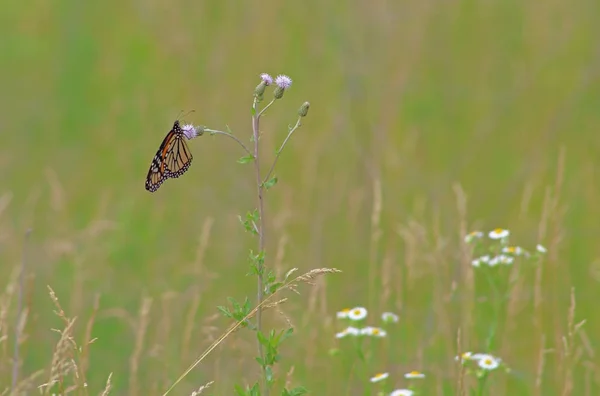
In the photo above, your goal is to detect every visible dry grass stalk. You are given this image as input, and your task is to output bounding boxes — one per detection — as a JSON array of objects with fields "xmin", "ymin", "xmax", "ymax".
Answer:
[
  {"xmin": 181, "ymin": 289, "xmax": 202, "ymax": 362},
  {"xmin": 0, "ymin": 192, "xmax": 13, "ymax": 219},
  {"xmin": 0, "ymin": 270, "xmax": 18, "ymax": 372},
  {"xmin": 79, "ymin": 294, "xmax": 100, "ymax": 385},
  {"xmin": 368, "ymin": 178, "xmax": 383, "ymax": 308},
  {"xmin": 455, "ymin": 327, "xmax": 465, "ymax": 396},
  {"xmin": 10, "ymin": 369, "xmax": 44, "ymax": 395},
  {"xmin": 99, "ymin": 372, "xmax": 113, "ymax": 396},
  {"xmin": 273, "ymin": 234, "xmax": 289, "ymax": 278},
  {"xmin": 193, "ymin": 217, "xmax": 215, "ymax": 275},
  {"xmin": 453, "ymin": 183, "xmax": 474, "ymax": 341},
  {"xmin": 39, "ymin": 317, "xmax": 78, "ymax": 394},
  {"xmin": 128, "ymin": 297, "xmax": 153, "ymax": 395},
  {"xmin": 189, "ymin": 381, "xmax": 213, "ymax": 395},
  {"xmin": 534, "ymin": 334, "xmax": 548, "ymax": 396},
  {"xmin": 561, "ymin": 287, "xmax": 586, "ymax": 396},
  {"xmin": 39, "ymin": 286, "xmax": 93, "ymax": 394},
  {"xmin": 284, "ymin": 365, "xmax": 295, "ymax": 389}
]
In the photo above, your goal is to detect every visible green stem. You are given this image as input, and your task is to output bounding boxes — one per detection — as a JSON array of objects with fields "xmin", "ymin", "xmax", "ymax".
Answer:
[
  {"xmin": 205, "ymin": 129, "xmax": 252, "ymax": 157},
  {"xmin": 476, "ymin": 374, "xmax": 488, "ymax": 396},
  {"xmin": 252, "ymin": 97, "xmax": 268, "ymax": 395},
  {"xmin": 262, "ymin": 117, "xmax": 302, "ymax": 184},
  {"xmin": 258, "ymin": 99, "xmax": 276, "ymax": 118}
]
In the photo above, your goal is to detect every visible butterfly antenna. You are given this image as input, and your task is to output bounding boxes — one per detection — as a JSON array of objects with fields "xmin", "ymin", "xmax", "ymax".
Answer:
[{"xmin": 174, "ymin": 109, "xmax": 195, "ymax": 122}]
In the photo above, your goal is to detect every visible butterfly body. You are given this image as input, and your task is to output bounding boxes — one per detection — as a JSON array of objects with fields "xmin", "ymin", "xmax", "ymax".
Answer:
[{"xmin": 145, "ymin": 120, "xmax": 193, "ymax": 192}]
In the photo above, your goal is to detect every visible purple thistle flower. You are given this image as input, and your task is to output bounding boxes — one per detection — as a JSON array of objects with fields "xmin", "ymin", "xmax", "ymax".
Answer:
[
  {"xmin": 260, "ymin": 73, "xmax": 273, "ymax": 85},
  {"xmin": 182, "ymin": 124, "xmax": 202, "ymax": 140},
  {"xmin": 275, "ymin": 75, "xmax": 292, "ymax": 90}
]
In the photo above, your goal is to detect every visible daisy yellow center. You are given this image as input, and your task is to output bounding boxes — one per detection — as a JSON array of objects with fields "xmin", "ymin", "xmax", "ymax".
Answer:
[
  {"xmin": 507, "ymin": 247, "xmax": 515, "ymax": 252},
  {"xmin": 409, "ymin": 371, "xmax": 421, "ymax": 375},
  {"xmin": 372, "ymin": 329, "xmax": 380, "ymax": 335},
  {"xmin": 494, "ymin": 228, "xmax": 504, "ymax": 234},
  {"xmin": 374, "ymin": 373, "xmax": 385, "ymax": 378},
  {"xmin": 353, "ymin": 309, "xmax": 361, "ymax": 314},
  {"xmin": 484, "ymin": 358, "xmax": 492, "ymax": 365},
  {"xmin": 341, "ymin": 308, "xmax": 350, "ymax": 313}
]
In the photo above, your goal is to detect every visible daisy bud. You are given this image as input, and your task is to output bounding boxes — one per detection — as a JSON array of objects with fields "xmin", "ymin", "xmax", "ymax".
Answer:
[{"xmin": 298, "ymin": 101, "xmax": 310, "ymax": 117}]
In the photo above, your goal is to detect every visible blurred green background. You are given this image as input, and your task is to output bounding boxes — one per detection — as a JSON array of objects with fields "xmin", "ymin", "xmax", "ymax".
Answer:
[{"xmin": 2, "ymin": 0, "xmax": 600, "ymax": 394}]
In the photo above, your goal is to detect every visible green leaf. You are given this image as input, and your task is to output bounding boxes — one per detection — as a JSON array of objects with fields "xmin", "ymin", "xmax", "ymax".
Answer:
[
  {"xmin": 228, "ymin": 297, "xmax": 241, "ymax": 310},
  {"xmin": 257, "ymin": 330, "xmax": 268, "ymax": 346},
  {"xmin": 281, "ymin": 327, "xmax": 294, "ymax": 342},
  {"xmin": 217, "ymin": 305, "xmax": 232, "ymax": 318},
  {"xmin": 285, "ymin": 386, "xmax": 308, "ymax": 396},
  {"xmin": 250, "ymin": 383, "xmax": 260, "ymax": 396},
  {"xmin": 238, "ymin": 155, "xmax": 255, "ymax": 164},
  {"xmin": 234, "ymin": 384, "xmax": 247, "ymax": 396},
  {"xmin": 264, "ymin": 177, "xmax": 278, "ymax": 190},
  {"xmin": 265, "ymin": 365, "xmax": 274, "ymax": 383}
]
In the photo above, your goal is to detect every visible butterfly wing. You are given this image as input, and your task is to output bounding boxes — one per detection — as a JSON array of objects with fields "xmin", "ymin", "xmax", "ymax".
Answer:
[
  {"xmin": 163, "ymin": 133, "xmax": 193, "ymax": 178},
  {"xmin": 145, "ymin": 121, "xmax": 193, "ymax": 192}
]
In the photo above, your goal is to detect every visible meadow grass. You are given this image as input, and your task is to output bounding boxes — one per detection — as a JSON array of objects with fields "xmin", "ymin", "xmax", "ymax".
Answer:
[{"xmin": 1, "ymin": 0, "xmax": 600, "ymax": 394}]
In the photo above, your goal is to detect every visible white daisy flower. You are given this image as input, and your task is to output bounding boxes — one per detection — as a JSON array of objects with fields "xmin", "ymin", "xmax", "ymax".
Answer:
[
  {"xmin": 536, "ymin": 244, "xmax": 547, "ymax": 253},
  {"xmin": 348, "ymin": 307, "xmax": 368, "ymax": 321},
  {"xmin": 336, "ymin": 308, "xmax": 351, "ymax": 319},
  {"xmin": 360, "ymin": 326, "xmax": 387, "ymax": 337},
  {"xmin": 465, "ymin": 231, "xmax": 484, "ymax": 243},
  {"xmin": 360, "ymin": 326, "xmax": 374, "ymax": 335},
  {"xmin": 488, "ymin": 228, "xmax": 510, "ymax": 240},
  {"xmin": 346, "ymin": 326, "xmax": 360, "ymax": 336},
  {"xmin": 488, "ymin": 256, "xmax": 501, "ymax": 266},
  {"xmin": 390, "ymin": 390, "xmax": 414, "ymax": 396},
  {"xmin": 382, "ymin": 312, "xmax": 399, "ymax": 323},
  {"xmin": 370, "ymin": 372, "xmax": 389, "ymax": 383},
  {"xmin": 473, "ymin": 255, "xmax": 491, "ymax": 267},
  {"xmin": 455, "ymin": 351, "xmax": 473, "ymax": 362},
  {"xmin": 476, "ymin": 354, "xmax": 501, "ymax": 370},
  {"xmin": 502, "ymin": 246, "xmax": 524, "ymax": 256},
  {"xmin": 371, "ymin": 327, "xmax": 387, "ymax": 337},
  {"xmin": 498, "ymin": 254, "xmax": 514, "ymax": 265},
  {"xmin": 335, "ymin": 326, "xmax": 360, "ymax": 339},
  {"xmin": 404, "ymin": 370, "xmax": 425, "ymax": 379}
]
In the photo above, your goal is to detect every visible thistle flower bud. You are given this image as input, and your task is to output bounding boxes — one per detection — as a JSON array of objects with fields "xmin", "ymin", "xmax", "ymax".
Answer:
[
  {"xmin": 260, "ymin": 73, "xmax": 273, "ymax": 85},
  {"xmin": 273, "ymin": 74, "xmax": 292, "ymax": 100},
  {"xmin": 254, "ymin": 81, "xmax": 267, "ymax": 98},
  {"xmin": 273, "ymin": 86, "xmax": 285, "ymax": 99},
  {"xmin": 298, "ymin": 101, "xmax": 310, "ymax": 117},
  {"xmin": 182, "ymin": 124, "xmax": 205, "ymax": 139}
]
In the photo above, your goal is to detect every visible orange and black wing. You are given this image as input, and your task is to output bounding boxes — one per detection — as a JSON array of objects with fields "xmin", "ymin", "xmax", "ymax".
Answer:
[{"xmin": 145, "ymin": 121, "xmax": 193, "ymax": 192}]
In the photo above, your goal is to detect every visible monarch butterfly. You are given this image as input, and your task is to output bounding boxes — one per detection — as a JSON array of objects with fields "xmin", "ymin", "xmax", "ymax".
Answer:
[{"xmin": 145, "ymin": 120, "xmax": 193, "ymax": 192}]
